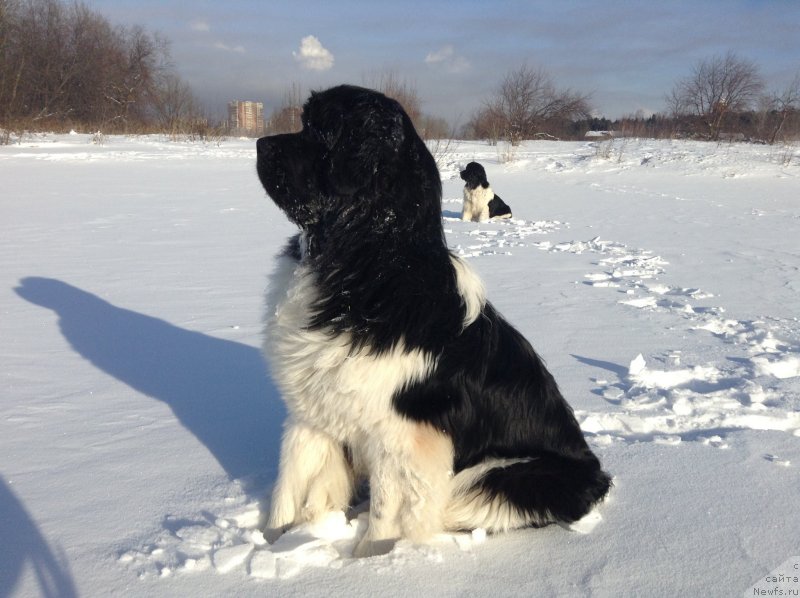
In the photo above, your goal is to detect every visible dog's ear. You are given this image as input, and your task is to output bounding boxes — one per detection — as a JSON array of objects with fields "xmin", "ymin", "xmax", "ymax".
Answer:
[{"xmin": 326, "ymin": 97, "xmax": 406, "ymax": 196}]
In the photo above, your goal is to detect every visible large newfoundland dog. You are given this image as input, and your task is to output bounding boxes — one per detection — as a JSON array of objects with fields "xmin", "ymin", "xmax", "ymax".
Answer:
[
  {"xmin": 256, "ymin": 85, "xmax": 611, "ymax": 557},
  {"xmin": 460, "ymin": 161, "xmax": 513, "ymax": 222}
]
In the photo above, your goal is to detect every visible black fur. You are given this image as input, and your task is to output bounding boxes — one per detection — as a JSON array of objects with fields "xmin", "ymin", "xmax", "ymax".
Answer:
[
  {"xmin": 394, "ymin": 302, "xmax": 610, "ymax": 525},
  {"xmin": 257, "ymin": 85, "xmax": 610, "ymax": 531},
  {"xmin": 257, "ymin": 85, "xmax": 462, "ymax": 355},
  {"xmin": 460, "ymin": 161, "xmax": 513, "ymax": 219},
  {"xmin": 488, "ymin": 196, "xmax": 513, "ymax": 219}
]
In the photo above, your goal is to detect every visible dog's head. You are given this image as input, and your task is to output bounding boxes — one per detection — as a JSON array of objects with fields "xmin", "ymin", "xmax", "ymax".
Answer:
[
  {"xmin": 459, "ymin": 161, "xmax": 489, "ymax": 190},
  {"xmin": 256, "ymin": 85, "xmax": 441, "ymax": 240}
]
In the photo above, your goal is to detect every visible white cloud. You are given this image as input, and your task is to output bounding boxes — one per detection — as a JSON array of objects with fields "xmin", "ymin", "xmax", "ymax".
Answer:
[
  {"xmin": 193, "ymin": 18, "xmax": 245, "ymax": 55},
  {"xmin": 293, "ymin": 35, "xmax": 334, "ymax": 71},
  {"xmin": 425, "ymin": 45, "xmax": 470, "ymax": 74},
  {"xmin": 425, "ymin": 45, "xmax": 454, "ymax": 64},
  {"xmin": 189, "ymin": 19, "xmax": 210, "ymax": 32},
  {"xmin": 214, "ymin": 41, "xmax": 246, "ymax": 54}
]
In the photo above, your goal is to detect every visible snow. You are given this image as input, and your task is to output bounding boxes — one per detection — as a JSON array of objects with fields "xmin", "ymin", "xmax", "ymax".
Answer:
[{"xmin": 2, "ymin": 133, "xmax": 799, "ymax": 597}]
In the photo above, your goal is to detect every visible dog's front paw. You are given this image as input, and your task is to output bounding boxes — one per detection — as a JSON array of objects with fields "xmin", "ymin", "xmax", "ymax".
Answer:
[
  {"xmin": 264, "ymin": 506, "xmax": 296, "ymax": 544},
  {"xmin": 263, "ymin": 523, "xmax": 291, "ymax": 544},
  {"xmin": 352, "ymin": 534, "xmax": 396, "ymax": 558}
]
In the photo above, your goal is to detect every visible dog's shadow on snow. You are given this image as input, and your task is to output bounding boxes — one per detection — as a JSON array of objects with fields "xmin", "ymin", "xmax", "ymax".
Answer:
[{"xmin": 15, "ymin": 277, "xmax": 285, "ymax": 492}]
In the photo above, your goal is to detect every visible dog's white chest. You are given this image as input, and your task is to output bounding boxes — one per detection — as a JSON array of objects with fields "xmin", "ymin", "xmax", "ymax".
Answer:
[
  {"xmin": 264, "ymin": 256, "xmax": 435, "ymax": 440},
  {"xmin": 462, "ymin": 185, "xmax": 494, "ymax": 222}
]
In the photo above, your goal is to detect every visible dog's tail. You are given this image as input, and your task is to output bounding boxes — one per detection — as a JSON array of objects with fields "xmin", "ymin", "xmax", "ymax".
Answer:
[{"xmin": 444, "ymin": 452, "xmax": 612, "ymax": 532}]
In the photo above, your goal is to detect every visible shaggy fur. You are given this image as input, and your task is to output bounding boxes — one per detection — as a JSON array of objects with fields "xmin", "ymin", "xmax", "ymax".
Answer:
[
  {"xmin": 256, "ymin": 85, "xmax": 611, "ymax": 557},
  {"xmin": 460, "ymin": 161, "xmax": 512, "ymax": 222}
]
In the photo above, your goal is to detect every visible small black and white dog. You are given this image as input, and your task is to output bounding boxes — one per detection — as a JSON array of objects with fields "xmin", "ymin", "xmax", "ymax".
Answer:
[
  {"xmin": 460, "ymin": 161, "xmax": 512, "ymax": 222},
  {"xmin": 256, "ymin": 85, "xmax": 610, "ymax": 557}
]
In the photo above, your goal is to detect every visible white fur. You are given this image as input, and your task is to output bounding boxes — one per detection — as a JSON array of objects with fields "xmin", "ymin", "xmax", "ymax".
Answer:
[
  {"xmin": 264, "ymin": 248, "xmax": 531, "ymax": 553},
  {"xmin": 461, "ymin": 185, "xmax": 494, "ymax": 222},
  {"xmin": 450, "ymin": 254, "xmax": 486, "ymax": 328},
  {"xmin": 265, "ymin": 252, "xmax": 472, "ymax": 555},
  {"xmin": 445, "ymin": 457, "xmax": 549, "ymax": 532}
]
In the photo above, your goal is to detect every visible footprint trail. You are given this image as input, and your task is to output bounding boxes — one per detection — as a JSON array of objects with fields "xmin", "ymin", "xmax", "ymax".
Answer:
[{"xmin": 443, "ymin": 211, "xmax": 800, "ymax": 446}]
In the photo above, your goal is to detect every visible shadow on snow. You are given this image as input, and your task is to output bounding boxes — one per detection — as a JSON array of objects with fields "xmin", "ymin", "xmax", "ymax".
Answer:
[
  {"xmin": 15, "ymin": 277, "xmax": 286, "ymax": 492},
  {"xmin": 0, "ymin": 474, "xmax": 77, "ymax": 598}
]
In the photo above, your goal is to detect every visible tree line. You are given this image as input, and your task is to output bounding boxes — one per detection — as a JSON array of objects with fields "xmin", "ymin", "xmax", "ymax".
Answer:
[
  {"xmin": 263, "ymin": 73, "xmax": 453, "ymax": 141},
  {"xmin": 0, "ymin": 0, "xmax": 212, "ymax": 138},
  {"xmin": 461, "ymin": 54, "xmax": 799, "ymax": 144},
  {"xmin": 266, "ymin": 57, "xmax": 799, "ymax": 146},
  {"xmin": 2, "ymin": 0, "xmax": 798, "ymax": 145},
  {"xmin": 664, "ymin": 51, "xmax": 800, "ymax": 143}
]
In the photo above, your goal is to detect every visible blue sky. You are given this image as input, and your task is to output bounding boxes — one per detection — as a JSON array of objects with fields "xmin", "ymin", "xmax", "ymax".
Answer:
[{"xmin": 88, "ymin": 0, "xmax": 800, "ymax": 123}]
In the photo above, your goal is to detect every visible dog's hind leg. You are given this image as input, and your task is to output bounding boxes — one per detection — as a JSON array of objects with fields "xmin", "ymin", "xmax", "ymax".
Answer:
[
  {"xmin": 353, "ymin": 422, "xmax": 454, "ymax": 557},
  {"xmin": 444, "ymin": 453, "xmax": 611, "ymax": 532},
  {"xmin": 265, "ymin": 421, "xmax": 354, "ymax": 543}
]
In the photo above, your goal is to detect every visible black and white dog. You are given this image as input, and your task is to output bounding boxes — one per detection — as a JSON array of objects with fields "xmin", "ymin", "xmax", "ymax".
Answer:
[
  {"xmin": 256, "ymin": 85, "xmax": 610, "ymax": 557},
  {"xmin": 460, "ymin": 161, "xmax": 512, "ymax": 222}
]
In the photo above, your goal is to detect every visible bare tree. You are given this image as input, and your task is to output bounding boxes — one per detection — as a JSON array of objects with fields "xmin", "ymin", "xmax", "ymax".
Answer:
[
  {"xmin": 667, "ymin": 51, "xmax": 764, "ymax": 140},
  {"xmin": 63, "ymin": 3, "xmax": 122, "ymax": 124},
  {"xmin": 762, "ymin": 72, "xmax": 800, "ymax": 144},
  {"xmin": 265, "ymin": 83, "xmax": 303, "ymax": 135},
  {"xmin": 465, "ymin": 104, "xmax": 505, "ymax": 145},
  {"xmin": 150, "ymin": 72, "xmax": 201, "ymax": 137},
  {"xmin": 0, "ymin": 0, "xmax": 183, "ymax": 134},
  {"xmin": 16, "ymin": 0, "xmax": 70, "ymax": 121},
  {"xmin": 0, "ymin": 0, "xmax": 23, "ymax": 132},
  {"xmin": 363, "ymin": 71, "xmax": 423, "ymax": 131},
  {"xmin": 489, "ymin": 64, "xmax": 591, "ymax": 144},
  {"xmin": 99, "ymin": 25, "xmax": 168, "ymax": 129},
  {"xmin": 418, "ymin": 114, "xmax": 451, "ymax": 140}
]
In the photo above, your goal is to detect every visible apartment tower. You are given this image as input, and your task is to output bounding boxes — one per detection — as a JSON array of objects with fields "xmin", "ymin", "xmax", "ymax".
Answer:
[{"xmin": 228, "ymin": 100, "xmax": 264, "ymax": 135}]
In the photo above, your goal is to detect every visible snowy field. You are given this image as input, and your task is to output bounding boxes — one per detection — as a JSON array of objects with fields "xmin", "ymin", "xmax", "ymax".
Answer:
[{"xmin": 1, "ymin": 133, "xmax": 799, "ymax": 597}]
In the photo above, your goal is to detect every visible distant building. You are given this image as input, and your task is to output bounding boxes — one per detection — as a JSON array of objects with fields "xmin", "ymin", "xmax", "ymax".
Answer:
[
  {"xmin": 585, "ymin": 130, "xmax": 618, "ymax": 139},
  {"xmin": 228, "ymin": 100, "xmax": 264, "ymax": 135}
]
